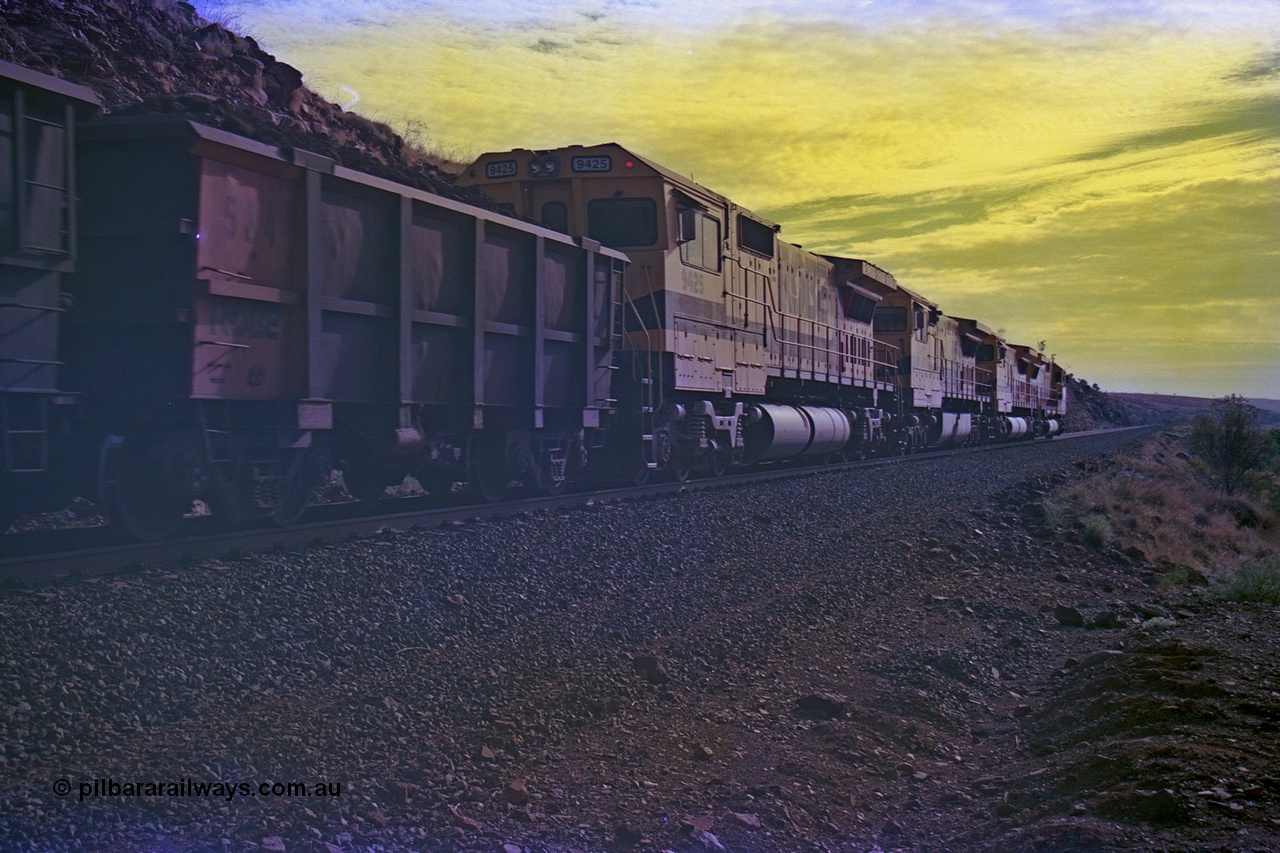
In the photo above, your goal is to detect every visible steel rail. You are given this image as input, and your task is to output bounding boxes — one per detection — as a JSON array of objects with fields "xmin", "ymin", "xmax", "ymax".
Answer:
[{"xmin": 0, "ymin": 427, "xmax": 1150, "ymax": 585}]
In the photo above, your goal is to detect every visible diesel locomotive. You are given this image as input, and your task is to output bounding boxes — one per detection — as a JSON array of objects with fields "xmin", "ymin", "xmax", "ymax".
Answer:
[
  {"xmin": 0, "ymin": 61, "xmax": 1063, "ymax": 541},
  {"xmin": 462, "ymin": 143, "xmax": 1064, "ymax": 476}
]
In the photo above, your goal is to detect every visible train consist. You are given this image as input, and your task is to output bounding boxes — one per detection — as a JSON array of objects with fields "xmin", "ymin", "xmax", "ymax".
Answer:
[
  {"xmin": 462, "ymin": 143, "xmax": 1064, "ymax": 476},
  {"xmin": 1, "ymin": 61, "xmax": 1063, "ymax": 540}
]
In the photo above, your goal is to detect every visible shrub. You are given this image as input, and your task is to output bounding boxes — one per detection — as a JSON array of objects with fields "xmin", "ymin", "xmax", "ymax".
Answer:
[
  {"xmin": 1082, "ymin": 513, "xmax": 1113, "ymax": 548},
  {"xmin": 1217, "ymin": 556, "xmax": 1280, "ymax": 605},
  {"xmin": 1186, "ymin": 395, "xmax": 1273, "ymax": 494}
]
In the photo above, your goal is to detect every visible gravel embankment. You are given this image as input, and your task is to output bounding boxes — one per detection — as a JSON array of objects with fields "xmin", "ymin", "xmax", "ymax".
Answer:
[{"xmin": 1, "ymin": 431, "xmax": 1154, "ymax": 852}]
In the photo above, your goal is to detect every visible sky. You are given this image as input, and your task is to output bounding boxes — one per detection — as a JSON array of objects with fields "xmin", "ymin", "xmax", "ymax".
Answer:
[{"xmin": 195, "ymin": 0, "xmax": 1280, "ymax": 398}]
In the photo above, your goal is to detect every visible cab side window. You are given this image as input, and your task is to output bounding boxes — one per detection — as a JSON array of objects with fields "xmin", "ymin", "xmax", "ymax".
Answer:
[
  {"xmin": 737, "ymin": 214, "xmax": 774, "ymax": 258},
  {"xmin": 677, "ymin": 209, "xmax": 721, "ymax": 271}
]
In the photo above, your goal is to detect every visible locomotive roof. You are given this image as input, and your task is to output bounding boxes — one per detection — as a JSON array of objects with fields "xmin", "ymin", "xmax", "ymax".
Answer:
[
  {"xmin": 469, "ymin": 142, "xmax": 781, "ymax": 230},
  {"xmin": 954, "ymin": 317, "xmax": 998, "ymax": 338},
  {"xmin": 0, "ymin": 59, "xmax": 101, "ymax": 106},
  {"xmin": 821, "ymin": 254, "xmax": 938, "ymax": 309}
]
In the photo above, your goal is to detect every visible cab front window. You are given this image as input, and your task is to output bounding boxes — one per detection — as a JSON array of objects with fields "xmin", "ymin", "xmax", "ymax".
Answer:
[
  {"xmin": 873, "ymin": 306, "xmax": 907, "ymax": 333},
  {"xmin": 540, "ymin": 201, "xmax": 568, "ymax": 233},
  {"xmin": 587, "ymin": 197, "xmax": 657, "ymax": 247}
]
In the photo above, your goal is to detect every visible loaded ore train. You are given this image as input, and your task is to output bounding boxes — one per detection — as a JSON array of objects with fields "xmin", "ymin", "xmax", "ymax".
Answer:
[{"xmin": 0, "ymin": 60, "xmax": 1064, "ymax": 540}]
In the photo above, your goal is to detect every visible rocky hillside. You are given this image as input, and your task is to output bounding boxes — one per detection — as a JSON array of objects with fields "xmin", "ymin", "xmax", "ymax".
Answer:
[
  {"xmin": 0, "ymin": 0, "xmax": 487, "ymax": 206},
  {"xmin": 1063, "ymin": 375, "xmax": 1136, "ymax": 431},
  {"xmin": 1115, "ymin": 393, "xmax": 1280, "ymax": 427}
]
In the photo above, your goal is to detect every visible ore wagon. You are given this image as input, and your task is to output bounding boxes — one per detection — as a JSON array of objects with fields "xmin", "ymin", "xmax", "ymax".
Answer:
[
  {"xmin": 69, "ymin": 117, "xmax": 626, "ymax": 538},
  {"xmin": 0, "ymin": 60, "xmax": 100, "ymax": 528}
]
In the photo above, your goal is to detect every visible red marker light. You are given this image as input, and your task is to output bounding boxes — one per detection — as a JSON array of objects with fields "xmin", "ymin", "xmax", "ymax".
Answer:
[{"xmin": 625, "ymin": 160, "xmax": 634, "ymax": 168}]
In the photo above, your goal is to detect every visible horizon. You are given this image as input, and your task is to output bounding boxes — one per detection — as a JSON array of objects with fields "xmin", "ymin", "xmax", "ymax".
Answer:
[{"xmin": 195, "ymin": 1, "xmax": 1280, "ymax": 398}]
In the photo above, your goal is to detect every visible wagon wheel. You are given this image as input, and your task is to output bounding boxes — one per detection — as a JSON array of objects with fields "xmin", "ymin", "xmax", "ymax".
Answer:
[
  {"xmin": 470, "ymin": 438, "xmax": 511, "ymax": 503},
  {"xmin": 98, "ymin": 430, "xmax": 199, "ymax": 542}
]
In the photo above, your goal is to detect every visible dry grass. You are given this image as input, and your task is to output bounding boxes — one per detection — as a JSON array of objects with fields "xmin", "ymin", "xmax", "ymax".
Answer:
[{"xmin": 1043, "ymin": 431, "xmax": 1279, "ymax": 584}]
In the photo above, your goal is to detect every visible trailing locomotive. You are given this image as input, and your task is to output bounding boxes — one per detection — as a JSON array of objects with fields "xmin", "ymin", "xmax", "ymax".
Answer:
[
  {"xmin": 0, "ymin": 61, "xmax": 1064, "ymax": 541},
  {"xmin": 462, "ymin": 143, "xmax": 1065, "ymax": 477}
]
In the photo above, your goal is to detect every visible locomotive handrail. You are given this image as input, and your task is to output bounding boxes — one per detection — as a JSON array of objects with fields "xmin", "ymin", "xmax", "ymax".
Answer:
[
  {"xmin": 728, "ymin": 286, "xmax": 899, "ymax": 386},
  {"xmin": 622, "ymin": 264, "xmax": 662, "ymax": 412}
]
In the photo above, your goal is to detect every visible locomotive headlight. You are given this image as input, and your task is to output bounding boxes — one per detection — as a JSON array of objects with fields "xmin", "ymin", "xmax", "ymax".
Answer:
[{"xmin": 528, "ymin": 155, "xmax": 560, "ymax": 178}]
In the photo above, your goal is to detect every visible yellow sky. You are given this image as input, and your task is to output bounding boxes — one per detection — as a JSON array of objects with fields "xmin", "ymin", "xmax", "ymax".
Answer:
[{"xmin": 199, "ymin": 1, "xmax": 1280, "ymax": 397}]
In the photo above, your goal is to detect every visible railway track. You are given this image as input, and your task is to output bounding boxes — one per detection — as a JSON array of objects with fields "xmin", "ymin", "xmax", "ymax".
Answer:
[{"xmin": 0, "ymin": 427, "xmax": 1147, "ymax": 584}]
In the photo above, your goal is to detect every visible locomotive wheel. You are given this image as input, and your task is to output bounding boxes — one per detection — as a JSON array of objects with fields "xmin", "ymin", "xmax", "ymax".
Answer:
[
  {"xmin": 470, "ymin": 438, "xmax": 510, "ymax": 503},
  {"xmin": 98, "ymin": 431, "xmax": 198, "ymax": 542},
  {"xmin": 628, "ymin": 445, "xmax": 652, "ymax": 486},
  {"xmin": 669, "ymin": 455, "xmax": 692, "ymax": 483},
  {"xmin": 708, "ymin": 453, "xmax": 728, "ymax": 478},
  {"xmin": 707, "ymin": 442, "xmax": 728, "ymax": 478},
  {"xmin": 0, "ymin": 482, "xmax": 20, "ymax": 535}
]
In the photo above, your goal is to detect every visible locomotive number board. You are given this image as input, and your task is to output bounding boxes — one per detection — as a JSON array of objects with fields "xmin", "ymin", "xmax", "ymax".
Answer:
[
  {"xmin": 485, "ymin": 160, "xmax": 519, "ymax": 179},
  {"xmin": 571, "ymin": 155, "xmax": 612, "ymax": 173}
]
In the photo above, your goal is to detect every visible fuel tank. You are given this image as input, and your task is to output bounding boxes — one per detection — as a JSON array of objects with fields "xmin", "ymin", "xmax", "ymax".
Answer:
[
  {"xmin": 930, "ymin": 412, "xmax": 973, "ymax": 446},
  {"xmin": 744, "ymin": 404, "xmax": 852, "ymax": 461}
]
